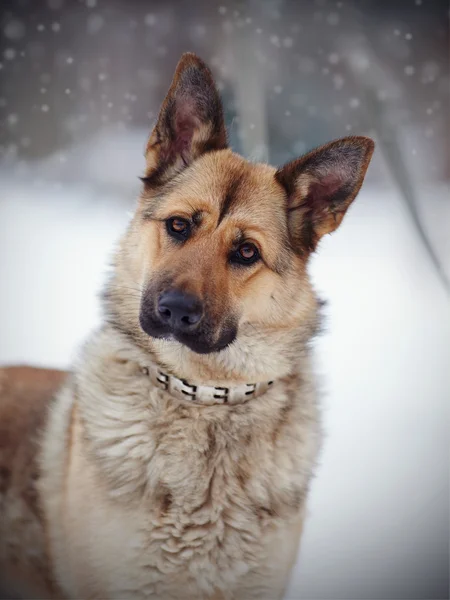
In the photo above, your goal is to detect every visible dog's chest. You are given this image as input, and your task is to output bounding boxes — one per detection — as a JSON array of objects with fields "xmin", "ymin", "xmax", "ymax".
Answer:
[{"xmin": 66, "ymin": 387, "xmax": 317, "ymax": 598}]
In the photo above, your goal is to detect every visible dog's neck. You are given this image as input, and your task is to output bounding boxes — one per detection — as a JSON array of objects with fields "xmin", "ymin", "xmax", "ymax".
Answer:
[{"xmin": 141, "ymin": 359, "xmax": 275, "ymax": 406}]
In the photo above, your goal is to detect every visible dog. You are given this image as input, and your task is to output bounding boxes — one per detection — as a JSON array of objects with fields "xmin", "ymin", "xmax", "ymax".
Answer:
[{"xmin": 0, "ymin": 53, "xmax": 374, "ymax": 599}]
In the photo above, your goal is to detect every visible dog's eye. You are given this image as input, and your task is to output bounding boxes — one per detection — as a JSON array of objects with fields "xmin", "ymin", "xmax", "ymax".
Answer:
[
  {"xmin": 230, "ymin": 243, "xmax": 260, "ymax": 266},
  {"xmin": 166, "ymin": 217, "xmax": 191, "ymax": 241}
]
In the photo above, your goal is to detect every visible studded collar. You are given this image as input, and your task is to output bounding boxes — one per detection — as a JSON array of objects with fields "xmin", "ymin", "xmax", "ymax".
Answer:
[{"xmin": 142, "ymin": 361, "xmax": 274, "ymax": 406}]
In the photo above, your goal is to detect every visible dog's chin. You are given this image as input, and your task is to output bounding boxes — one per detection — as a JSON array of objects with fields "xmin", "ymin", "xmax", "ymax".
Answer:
[{"xmin": 139, "ymin": 315, "xmax": 237, "ymax": 355}]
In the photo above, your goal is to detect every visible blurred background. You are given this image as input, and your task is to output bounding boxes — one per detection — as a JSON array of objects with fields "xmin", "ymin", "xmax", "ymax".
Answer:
[{"xmin": 0, "ymin": 0, "xmax": 449, "ymax": 598}]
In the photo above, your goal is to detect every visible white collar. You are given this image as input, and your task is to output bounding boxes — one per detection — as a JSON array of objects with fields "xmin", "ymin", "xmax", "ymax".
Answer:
[{"xmin": 142, "ymin": 362, "xmax": 275, "ymax": 406}]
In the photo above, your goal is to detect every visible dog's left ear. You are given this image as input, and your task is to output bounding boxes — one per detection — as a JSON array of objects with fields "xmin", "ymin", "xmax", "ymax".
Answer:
[
  {"xmin": 276, "ymin": 136, "xmax": 374, "ymax": 254},
  {"xmin": 144, "ymin": 53, "xmax": 227, "ymax": 186}
]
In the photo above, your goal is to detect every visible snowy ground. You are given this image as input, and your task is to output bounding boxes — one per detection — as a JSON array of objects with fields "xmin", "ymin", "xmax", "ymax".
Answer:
[{"xmin": 0, "ymin": 133, "xmax": 448, "ymax": 599}]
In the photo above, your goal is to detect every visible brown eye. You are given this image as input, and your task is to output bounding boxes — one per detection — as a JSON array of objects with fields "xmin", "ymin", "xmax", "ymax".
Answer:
[
  {"xmin": 166, "ymin": 217, "xmax": 191, "ymax": 240},
  {"xmin": 231, "ymin": 243, "xmax": 260, "ymax": 266}
]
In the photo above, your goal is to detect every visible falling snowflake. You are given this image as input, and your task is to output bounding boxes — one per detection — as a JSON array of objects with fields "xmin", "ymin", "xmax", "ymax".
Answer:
[
  {"xmin": 404, "ymin": 65, "xmax": 415, "ymax": 76},
  {"xmin": 87, "ymin": 14, "xmax": 104, "ymax": 34},
  {"xmin": 4, "ymin": 19, "xmax": 26, "ymax": 40},
  {"xmin": 7, "ymin": 114, "xmax": 18, "ymax": 126},
  {"xmin": 327, "ymin": 12, "xmax": 340, "ymax": 26},
  {"xmin": 4, "ymin": 48, "xmax": 17, "ymax": 60},
  {"xmin": 328, "ymin": 52, "xmax": 340, "ymax": 64},
  {"xmin": 333, "ymin": 73, "xmax": 345, "ymax": 89},
  {"xmin": 270, "ymin": 35, "xmax": 281, "ymax": 47},
  {"xmin": 144, "ymin": 14, "xmax": 156, "ymax": 26}
]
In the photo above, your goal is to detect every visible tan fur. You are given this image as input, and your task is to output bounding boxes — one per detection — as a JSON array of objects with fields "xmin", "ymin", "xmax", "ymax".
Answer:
[{"xmin": 0, "ymin": 54, "xmax": 373, "ymax": 599}]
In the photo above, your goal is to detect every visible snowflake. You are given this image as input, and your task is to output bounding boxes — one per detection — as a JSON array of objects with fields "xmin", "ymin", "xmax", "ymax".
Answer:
[
  {"xmin": 145, "ymin": 14, "xmax": 156, "ymax": 26},
  {"xmin": 66, "ymin": 56, "xmax": 74, "ymax": 64},
  {"xmin": 349, "ymin": 97, "xmax": 360, "ymax": 109},
  {"xmin": 4, "ymin": 19, "xmax": 26, "ymax": 40},
  {"xmin": 87, "ymin": 14, "xmax": 104, "ymax": 34},
  {"xmin": 405, "ymin": 33, "xmax": 413, "ymax": 40},
  {"xmin": 328, "ymin": 52, "xmax": 339, "ymax": 64},
  {"xmin": 37, "ymin": 24, "xmax": 45, "ymax": 32},
  {"xmin": 404, "ymin": 65, "xmax": 415, "ymax": 76},
  {"xmin": 283, "ymin": 37, "xmax": 293, "ymax": 48},
  {"xmin": 51, "ymin": 22, "xmax": 61, "ymax": 32},
  {"xmin": 274, "ymin": 85, "xmax": 283, "ymax": 94},
  {"xmin": 7, "ymin": 113, "xmax": 18, "ymax": 126},
  {"xmin": 327, "ymin": 12, "xmax": 340, "ymax": 26},
  {"xmin": 333, "ymin": 73, "xmax": 345, "ymax": 89},
  {"xmin": 270, "ymin": 35, "xmax": 281, "ymax": 47},
  {"xmin": 218, "ymin": 6, "xmax": 227, "ymax": 15},
  {"xmin": 4, "ymin": 48, "xmax": 16, "ymax": 60},
  {"xmin": 65, "ymin": 88, "xmax": 71, "ymax": 94},
  {"xmin": 41, "ymin": 104, "xmax": 50, "ymax": 112},
  {"xmin": 86, "ymin": 0, "xmax": 97, "ymax": 8}
]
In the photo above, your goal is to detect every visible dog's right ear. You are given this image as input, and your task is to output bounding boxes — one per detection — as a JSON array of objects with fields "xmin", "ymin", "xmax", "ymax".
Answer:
[{"xmin": 143, "ymin": 53, "xmax": 227, "ymax": 186}]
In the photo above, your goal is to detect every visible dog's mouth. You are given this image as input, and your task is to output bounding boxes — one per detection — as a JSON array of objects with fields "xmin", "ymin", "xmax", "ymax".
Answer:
[{"xmin": 138, "ymin": 310, "xmax": 237, "ymax": 355}]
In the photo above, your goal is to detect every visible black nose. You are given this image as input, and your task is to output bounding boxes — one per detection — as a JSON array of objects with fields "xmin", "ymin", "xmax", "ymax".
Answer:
[{"xmin": 157, "ymin": 290, "xmax": 203, "ymax": 331}]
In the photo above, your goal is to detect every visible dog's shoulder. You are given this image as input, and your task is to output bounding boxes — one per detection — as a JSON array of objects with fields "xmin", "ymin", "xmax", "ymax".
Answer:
[
  {"xmin": 0, "ymin": 365, "xmax": 67, "ymax": 499},
  {"xmin": 0, "ymin": 365, "xmax": 67, "ymax": 598}
]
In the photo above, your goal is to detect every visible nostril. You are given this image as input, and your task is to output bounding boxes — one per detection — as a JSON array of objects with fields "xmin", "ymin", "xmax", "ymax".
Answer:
[
  {"xmin": 181, "ymin": 313, "xmax": 201, "ymax": 326},
  {"xmin": 158, "ymin": 305, "xmax": 172, "ymax": 320}
]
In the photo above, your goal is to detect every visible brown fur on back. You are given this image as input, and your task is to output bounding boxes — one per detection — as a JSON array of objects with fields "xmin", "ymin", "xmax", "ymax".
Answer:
[{"xmin": 0, "ymin": 367, "xmax": 66, "ymax": 598}]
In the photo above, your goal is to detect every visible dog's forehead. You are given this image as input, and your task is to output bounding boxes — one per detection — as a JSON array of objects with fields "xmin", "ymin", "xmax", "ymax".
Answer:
[{"xmin": 170, "ymin": 150, "xmax": 287, "ymax": 220}]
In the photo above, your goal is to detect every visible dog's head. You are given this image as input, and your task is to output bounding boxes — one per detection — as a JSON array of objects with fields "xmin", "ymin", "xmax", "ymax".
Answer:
[{"xmin": 106, "ymin": 53, "xmax": 373, "ymax": 376}]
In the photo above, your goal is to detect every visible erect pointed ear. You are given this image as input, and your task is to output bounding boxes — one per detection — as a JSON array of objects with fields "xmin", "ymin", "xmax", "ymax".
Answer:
[
  {"xmin": 275, "ymin": 136, "xmax": 374, "ymax": 254},
  {"xmin": 143, "ymin": 53, "xmax": 227, "ymax": 186}
]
